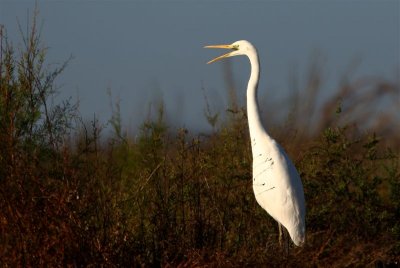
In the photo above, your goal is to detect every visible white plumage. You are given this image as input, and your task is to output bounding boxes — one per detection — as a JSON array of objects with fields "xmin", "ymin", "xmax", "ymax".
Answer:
[{"xmin": 205, "ymin": 40, "xmax": 306, "ymax": 246}]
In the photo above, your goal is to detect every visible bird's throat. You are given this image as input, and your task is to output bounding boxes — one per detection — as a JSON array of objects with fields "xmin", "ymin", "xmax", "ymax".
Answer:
[{"xmin": 246, "ymin": 53, "xmax": 266, "ymax": 143}]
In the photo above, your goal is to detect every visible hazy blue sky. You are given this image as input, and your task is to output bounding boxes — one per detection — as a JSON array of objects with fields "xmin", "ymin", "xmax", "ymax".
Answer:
[{"xmin": 1, "ymin": 1, "xmax": 398, "ymax": 132}]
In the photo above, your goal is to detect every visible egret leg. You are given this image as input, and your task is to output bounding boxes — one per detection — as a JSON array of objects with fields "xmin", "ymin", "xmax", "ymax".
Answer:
[
  {"xmin": 283, "ymin": 226, "xmax": 289, "ymax": 255},
  {"xmin": 278, "ymin": 223, "xmax": 289, "ymax": 256}
]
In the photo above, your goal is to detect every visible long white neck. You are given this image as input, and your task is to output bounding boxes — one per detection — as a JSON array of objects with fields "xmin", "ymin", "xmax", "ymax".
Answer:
[{"xmin": 246, "ymin": 51, "xmax": 267, "ymax": 142}]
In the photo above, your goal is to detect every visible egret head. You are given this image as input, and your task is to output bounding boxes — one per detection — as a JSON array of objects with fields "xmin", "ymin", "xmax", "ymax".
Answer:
[{"xmin": 204, "ymin": 40, "xmax": 256, "ymax": 64}]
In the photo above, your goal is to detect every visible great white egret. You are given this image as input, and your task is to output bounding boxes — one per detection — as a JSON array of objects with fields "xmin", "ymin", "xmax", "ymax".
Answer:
[{"xmin": 205, "ymin": 40, "xmax": 306, "ymax": 246}]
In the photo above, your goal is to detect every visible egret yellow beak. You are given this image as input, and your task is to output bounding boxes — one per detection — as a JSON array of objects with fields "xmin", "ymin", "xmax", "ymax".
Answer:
[{"xmin": 204, "ymin": 44, "xmax": 237, "ymax": 64}]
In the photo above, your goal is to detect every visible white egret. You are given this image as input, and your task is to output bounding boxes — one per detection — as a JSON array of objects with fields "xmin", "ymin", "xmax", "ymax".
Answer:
[{"xmin": 205, "ymin": 40, "xmax": 306, "ymax": 246}]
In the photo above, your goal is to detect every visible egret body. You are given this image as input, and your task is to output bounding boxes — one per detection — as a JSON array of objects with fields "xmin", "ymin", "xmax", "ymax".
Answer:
[{"xmin": 205, "ymin": 40, "xmax": 306, "ymax": 246}]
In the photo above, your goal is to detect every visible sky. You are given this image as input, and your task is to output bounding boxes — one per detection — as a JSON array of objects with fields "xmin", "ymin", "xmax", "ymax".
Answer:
[{"xmin": 1, "ymin": 1, "xmax": 399, "ymax": 133}]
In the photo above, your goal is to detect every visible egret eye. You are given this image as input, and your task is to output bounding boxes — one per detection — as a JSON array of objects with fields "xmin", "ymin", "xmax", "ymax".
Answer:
[{"xmin": 233, "ymin": 45, "xmax": 239, "ymax": 50}]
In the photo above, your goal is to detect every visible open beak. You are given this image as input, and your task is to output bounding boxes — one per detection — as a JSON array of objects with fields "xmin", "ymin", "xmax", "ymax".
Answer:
[{"xmin": 204, "ymin": 44, "xmax": 237, "ymax": 64}]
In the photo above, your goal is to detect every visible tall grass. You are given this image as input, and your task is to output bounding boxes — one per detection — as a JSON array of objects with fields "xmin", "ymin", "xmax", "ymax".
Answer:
[{"xmin": 0, "ymin": 15, "xmax": 399, "ymax": 267}]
